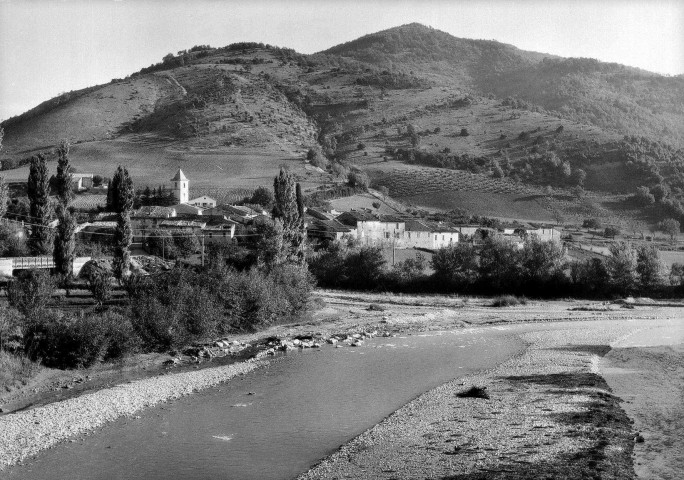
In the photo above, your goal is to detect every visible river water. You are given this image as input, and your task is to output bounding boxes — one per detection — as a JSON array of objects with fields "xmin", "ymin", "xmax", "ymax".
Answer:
[{"xmin": 6, "ymin": 328, "xmax": 523, "ymax": 480}]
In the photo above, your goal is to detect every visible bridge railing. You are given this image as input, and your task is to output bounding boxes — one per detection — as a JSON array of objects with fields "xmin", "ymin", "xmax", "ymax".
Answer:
[{"xmin": 11, "ymin": 257, "xmax": 55, "ymax": 269}]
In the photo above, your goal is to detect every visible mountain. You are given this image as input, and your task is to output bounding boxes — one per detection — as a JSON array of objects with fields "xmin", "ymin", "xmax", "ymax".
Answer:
[{"xmin": 1, "ymin": 24, "xmax": 683, "ymax": 225}]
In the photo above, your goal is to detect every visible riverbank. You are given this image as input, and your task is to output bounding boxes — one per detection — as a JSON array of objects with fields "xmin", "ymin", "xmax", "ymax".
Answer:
[
  {"xmin": 300, "ymin": 316, "xmax": 682, "ymax": 480},
  {"xmin": 1, "ymin": 292, "xmax": 681, "ymax": 476}
]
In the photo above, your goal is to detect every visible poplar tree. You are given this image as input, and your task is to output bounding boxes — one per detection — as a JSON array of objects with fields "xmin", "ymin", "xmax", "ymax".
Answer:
[
  {"xmin": 0, "ymin": 128, "xmax": 7, "ymax": 218},
  {"xmin": 27, "ymin": 154, "xmax": 53, "ymax": 255},
  {"xmin": 112, "ymin": 166, "xmax": 134, "ymax": 280},
  {"xmin": 271, "ymin": 168, "xmax": 306, "ymax": 265},
  {"xmin": 53, "ymin": 140, "xmax": 76, "ymax": 278}
]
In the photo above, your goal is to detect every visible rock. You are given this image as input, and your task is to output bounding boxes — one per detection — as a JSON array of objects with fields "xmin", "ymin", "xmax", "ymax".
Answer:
[
  {"xmin": 292, "ymin": 339, "xmax": 301, "ymax": 346},
  {"xmin": 215, "ymin": 341, "xmax": 225, "ymax": 348},
  {"xmin": 352, "ymin": 333, "xmax": 362, "ymax": 339},
  {"xmin": 311, "ymin": 343, "xmax": 321, "ymax": 348},
  {"xmin": 327, "ymin": 338, "xmax": 338, "ymax": 345},
  {"xmin": 635, "ymin": 434, "xmax": 645, "ymax": 443},
  {"xmin": 351, "ymin": 340, "xmax": 364, "ymax": 347},
  {"xmin": 231, "ymin": 340, "xmax": 240, "ymax": 346}
]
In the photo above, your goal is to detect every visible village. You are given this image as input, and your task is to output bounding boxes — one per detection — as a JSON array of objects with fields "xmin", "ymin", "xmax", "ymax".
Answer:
[{"xmin": 69, "ymin": 168, "xmax": 562, "ymax": 258}]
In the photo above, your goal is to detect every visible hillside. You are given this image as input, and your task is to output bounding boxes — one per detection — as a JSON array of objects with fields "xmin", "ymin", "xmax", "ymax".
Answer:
[{"xmin": 1, "ymin": 24, "xmax": 683, "ymax": 228}]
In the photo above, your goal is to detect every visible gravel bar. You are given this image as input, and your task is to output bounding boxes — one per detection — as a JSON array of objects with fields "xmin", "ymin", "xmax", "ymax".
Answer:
[
  {"xmin": 299, "ymin": 320, "xmax": 653, "ymax": 480},
  {"xmin": 0, "ymin": 357, "xmax": 266, "ymax": 468}
]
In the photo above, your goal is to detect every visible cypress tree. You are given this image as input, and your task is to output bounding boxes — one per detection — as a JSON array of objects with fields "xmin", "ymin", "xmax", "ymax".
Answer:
[
  {"xmin": 53, "ymin": 140, "xmax": 76, "ymax": 278},
  {"xmin": 112, "ymin": 166, "xmax": 134, "ymax": 280},
  {"xmin": 27, "ymin": 154, "xmax": 53, "ymax": 255}
]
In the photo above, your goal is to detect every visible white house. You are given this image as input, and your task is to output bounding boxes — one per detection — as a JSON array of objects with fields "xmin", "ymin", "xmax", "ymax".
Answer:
[
  {"xmin": 188, "ymin": 195, "xmax": 217, "ymax": 208},
  {"xmin": 72, "ymin": 173, "xmax": 94, "ymax": 191}
]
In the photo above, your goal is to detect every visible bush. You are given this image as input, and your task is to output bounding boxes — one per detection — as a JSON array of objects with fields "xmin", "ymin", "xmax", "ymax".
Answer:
[
  {"xmin": 431, "ymin": 244, "xmax": 478, "ymax": 287},
  {"xmin": 583, "ymin": 218, "xmax": 601, "ymax": 229},
  {"xmin": 347, "ymin": 170, "xmax": 370, "ymax": 189},
  {"xmin": 460, "ymin": 128, "xmax": 469, "ymax": 137},
  {"xmin": 490, "ymin": 295, "xmax": 527, "ymax": 307},
  {"xmin": 86, "ymin": 268, "xmax": 113, "ymax": 307},
  {"xmin": 7, "ymin": 270, "xmax": 55, "ymax": 318},
  {"xmin": 23, "ymin": 309, "xmax": 137, "ymax": 368}
]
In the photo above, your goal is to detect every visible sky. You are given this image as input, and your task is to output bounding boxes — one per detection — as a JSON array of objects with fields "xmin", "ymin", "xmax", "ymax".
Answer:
[{"xmin": 1, "ymin": 0, "xmax": 682, "ymax": 122}]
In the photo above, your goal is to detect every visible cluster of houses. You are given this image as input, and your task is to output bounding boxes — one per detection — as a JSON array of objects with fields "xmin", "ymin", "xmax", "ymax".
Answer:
[{"xmin": 76, "ymin": 169, "xmax": 562, "ymax": 251}]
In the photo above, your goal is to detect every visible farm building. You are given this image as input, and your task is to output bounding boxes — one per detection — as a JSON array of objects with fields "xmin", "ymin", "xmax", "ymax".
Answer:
[
  {"xmin": 306, "ymin": 217, "xmax": 356, "ymax": 241},
  {"xmin": 188, "ymin": 195, "xmax": 217, "ymax": 208},
  {"xmin": 337, "ymin": 211, "xmax": 406, "ymax": 245},
  {"xmin": 402, "ymin": 220, "xmax": 460, "ymax": 250},
  {"xmin": 71, "ymin": 173, "xmax": 94, "ymax": 191},
  {"xmin": 526, "ymin": 225, "xmax": 562, "ymax": 243},
  {"xmin": 203, "ymin": 204, "xmax": 262, "ymax": 223}
]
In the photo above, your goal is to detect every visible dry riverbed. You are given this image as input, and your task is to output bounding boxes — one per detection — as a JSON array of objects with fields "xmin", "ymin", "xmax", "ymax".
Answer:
[{"xmin": 1, "ymin": 291, "xmax": 682, "ymax": 478}]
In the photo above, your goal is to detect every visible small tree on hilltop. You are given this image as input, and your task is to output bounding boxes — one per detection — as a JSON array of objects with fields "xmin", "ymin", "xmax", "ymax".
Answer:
[
  {"xmin": 112, "ymin": 166, "xmax": 134, "ymax": 280},
  {"xmin": 27, "ymin": 154, "xmax": 53, "ymax": 255},
  {"xmin": 0, "ymin": 129, "xmax": 7, "ymax": 218}
]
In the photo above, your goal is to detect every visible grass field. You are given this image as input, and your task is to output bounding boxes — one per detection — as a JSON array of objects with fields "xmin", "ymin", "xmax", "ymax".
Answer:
[{"xmin": 1, "ymin": 138, "xmax": 333, "ymax": 202}]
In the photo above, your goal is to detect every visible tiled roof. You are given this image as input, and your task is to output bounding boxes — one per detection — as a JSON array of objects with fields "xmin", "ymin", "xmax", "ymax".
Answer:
[
  {"xmin": 133, "ymin": 206, "xmax": 176, "ymax": 218},
  {"xmin": 159, "ymin": 220, "xmax": 206, "ymax": 228}
]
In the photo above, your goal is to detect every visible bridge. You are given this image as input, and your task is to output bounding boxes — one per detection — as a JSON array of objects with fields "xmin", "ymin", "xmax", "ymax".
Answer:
[{"xmin": 0, "ymin": 256, "xmax": 91, "ymax": 277}]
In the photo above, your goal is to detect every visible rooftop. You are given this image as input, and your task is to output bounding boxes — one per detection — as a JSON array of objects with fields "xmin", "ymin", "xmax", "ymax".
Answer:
[{"xmin": 170, "ymin": 168, "xmax": 188, "ymax": 182}]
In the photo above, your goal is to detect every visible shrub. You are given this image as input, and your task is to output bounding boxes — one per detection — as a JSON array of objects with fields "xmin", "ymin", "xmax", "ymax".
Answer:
[
  {"xmin": 347, "ymin": 170, "xmax": 370, "ymax": 189},
  {"xmin": 86, "ymin": 268, "xmax": 113, "ymax": 307},
  {"xmin": 372, "ymin": 201, "xmax": 381, "ymax": 209},
  {"xmin": 431, "ymin": 244, "xmax": 478, "ymax": 287},
  {"xmin": 7, "ymin": 269, "xmax": 55, "ymax": 318},
  {"xmin": 460, "ymin": 128, "xmax": 469, "ymax": 137},
  {"xmin": 583, "ymin": 218, "xmax": 601, "ymax": 229},
  {"xmin": 604, "ymin": 226, "xmax": 620, "ymax": 238},
  {"xmin": 22, "ymin": 309, "xmax": 137, "ymax": 368},
  {"xmin": 490, "ymin": 295, "xmax": 526, "ymax": 307}
]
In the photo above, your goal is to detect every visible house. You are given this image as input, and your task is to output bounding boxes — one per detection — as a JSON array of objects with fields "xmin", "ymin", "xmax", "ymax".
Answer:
[
  {"xmin": 526, "ymin": 224, "xmax": 563, "ymax": 243},
  {"xmin": 172, "ymin": 203, "xmax": 205, "ymax": 216},
  {"xmin": 203, "ymin": 204, "xmax": 261, "ymax": 224},
  {"xmin": 403, "ymin": 219, "xmax": 460, "ymax": 250},
  {"xmin": 306, "ymin": 217, "xmax": 355, "ymax": 241},
  {"xmin": 159, "ymin": 219, "xmax": 206, "ymax": 233},
  {"xmin": 188, "ymin": 195, "xmax": 217, "ymax": 208},
  {"xmin": 72, "ymin": 174, "xmax": 94, "ymax": 191},
  {"xmin": 132, "ymin": 206, "xmax": 177, "ymax": 229},
  {"xmin": 337, "ymin": 211, "xmax": 405, "ymax": 245},
  {"xmin": 203, "ymin": 216, "xmax": 239, "ymax": 245}
]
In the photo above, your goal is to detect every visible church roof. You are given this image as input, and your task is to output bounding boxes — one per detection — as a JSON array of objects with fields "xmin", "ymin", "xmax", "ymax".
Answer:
[{"xmin": 170, "ymin": 169, "xmax": 188, "ymax": 182}]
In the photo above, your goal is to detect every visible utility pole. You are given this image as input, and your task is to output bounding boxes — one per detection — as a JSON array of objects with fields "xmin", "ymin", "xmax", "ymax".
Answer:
[{"xmin": 201, "ymin": 235, "xmax": 205, "ymax": 267}]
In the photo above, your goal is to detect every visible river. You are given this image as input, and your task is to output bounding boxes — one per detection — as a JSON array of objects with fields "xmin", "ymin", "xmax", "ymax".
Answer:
[{"xmin": 5, "ymin": 328, "xmax": 524, "ymax": 480}]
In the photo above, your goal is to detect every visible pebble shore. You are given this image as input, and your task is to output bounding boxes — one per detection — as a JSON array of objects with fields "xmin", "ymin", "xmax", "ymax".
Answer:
[
  {"xmin": 0, "ymin": 358, "xmax": 266, "ymax": 468},
  {"xmin": 299, "ymin": 321, "xmax": 650, "ymax": 480}
]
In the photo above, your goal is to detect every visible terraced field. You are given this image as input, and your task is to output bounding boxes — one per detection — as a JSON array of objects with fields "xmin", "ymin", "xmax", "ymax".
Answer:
[{"xmin": 369, "ymin": 166, "xmax": 541, "ymax": 198}]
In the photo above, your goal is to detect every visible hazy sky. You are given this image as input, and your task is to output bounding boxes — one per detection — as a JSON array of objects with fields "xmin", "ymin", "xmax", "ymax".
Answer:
[{"xmin": 1, "ymin": 0, "xmax": 682, "ymax": 121}]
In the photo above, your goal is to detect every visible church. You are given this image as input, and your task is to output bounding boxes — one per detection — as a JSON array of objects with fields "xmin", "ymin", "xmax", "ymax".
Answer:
[{"xmin": 170, "ymin": 169, "xmax": 217, "ymax": 211}]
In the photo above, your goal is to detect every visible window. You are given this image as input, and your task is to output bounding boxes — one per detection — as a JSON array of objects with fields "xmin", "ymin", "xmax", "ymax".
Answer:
[
  {"xmin": 434, "ymin": 235, "xmax": 437, "ymax": 240},
  {"xmin": 442, "ymin": 235, "xmax": 445, "ymax": 240},
  {"xmin": 396, "ymin": 223, "xmax": 399, "ymax": 229},
  {"xmin": 385, "ymin": 232, "xmax": 390, "ymax": 239},
  {"xmin": 408, "ymin": 232, "xmax": 411, "ymax": 239}
]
